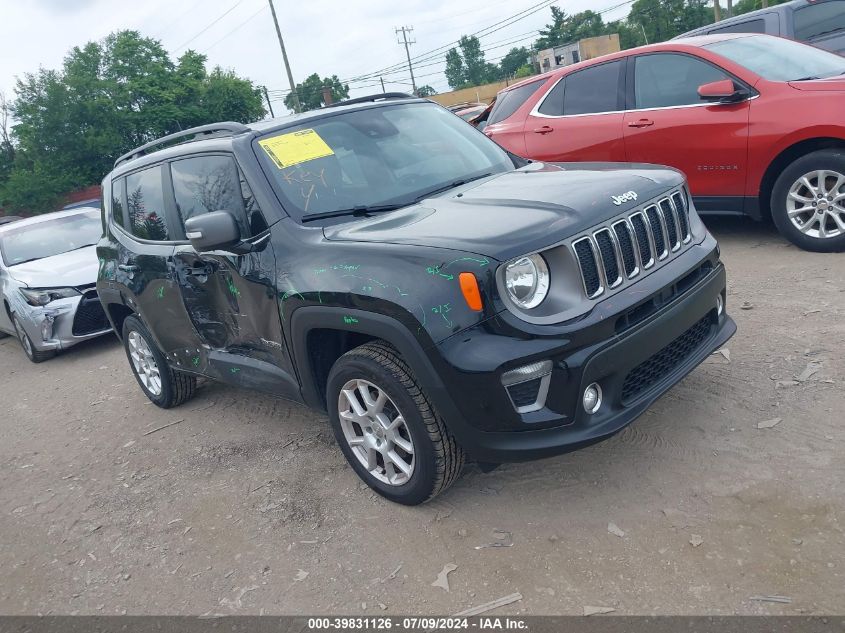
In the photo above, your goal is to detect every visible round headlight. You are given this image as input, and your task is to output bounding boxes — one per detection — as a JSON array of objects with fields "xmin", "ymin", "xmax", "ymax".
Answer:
[{"xmin": 504, "ymin": 254, "xmax": 550, "ymax": 309}]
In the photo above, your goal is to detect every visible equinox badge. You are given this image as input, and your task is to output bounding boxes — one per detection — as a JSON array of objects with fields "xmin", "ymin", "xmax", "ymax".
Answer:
[{"xmin": 612, "ymin": 191, "xmax": 638, "ymax": 206}]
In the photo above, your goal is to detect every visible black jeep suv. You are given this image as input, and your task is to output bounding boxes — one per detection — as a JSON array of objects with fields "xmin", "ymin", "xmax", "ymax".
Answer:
[{"xmin": 97, "ymin": 94, "xmax": 736, "ymax": 505}]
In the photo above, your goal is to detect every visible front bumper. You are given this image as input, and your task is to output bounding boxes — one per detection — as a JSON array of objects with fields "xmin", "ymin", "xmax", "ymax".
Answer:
[
  {"xmin": 432, "ymin": 239, "xmax": 735, "ymax": 463},
  {"xmin": 14, "ymin": 290, "xmax": 112, "ymax": 352}
]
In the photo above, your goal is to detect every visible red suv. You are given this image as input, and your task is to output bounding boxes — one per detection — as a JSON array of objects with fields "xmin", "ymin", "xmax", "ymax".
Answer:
[{"xmin": 484, "ymin": 34, "xmax": 845, "ymax": 252}]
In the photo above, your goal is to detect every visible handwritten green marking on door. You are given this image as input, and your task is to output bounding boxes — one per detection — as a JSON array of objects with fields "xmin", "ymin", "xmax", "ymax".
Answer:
[
  {"xmin": 343, "ymin": 315, "xmax": 359, "ymax": 325},
  {"xmin": 444, "ymin": 256, "xmax": 489, "ymax": 269},
  {"xmin": 425, "ymin": 265, "xmax": 455, "ymax": 281},
  {"xmin": 227, "ymin": 278, "xmax": 240, "ymax": 297},
  {"xmin": 156, "ymin": 286, "xmax": 165, "ymax": 299},
  {"xmin": 230, "ymin": 367, "xmax": 241, "ymax": 374}
]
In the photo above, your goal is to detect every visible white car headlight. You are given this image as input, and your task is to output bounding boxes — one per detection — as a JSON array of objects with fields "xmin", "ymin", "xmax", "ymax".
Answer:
[
  {"xmin": 19, "ymin": 287, "xmax": 80, "ymax": 307},
  {"xmin": 504, "ymin": 254, "xmax": 549, "ymax": 309}
]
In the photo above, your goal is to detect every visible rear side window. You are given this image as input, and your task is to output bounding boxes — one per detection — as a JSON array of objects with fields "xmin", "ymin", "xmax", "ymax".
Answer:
[
  {"xmin": 126, "ymin": 166, "xmax": 170, "ymax": 241},
  {"xmin": 708, "ymin": 18, "xmax": 767, "ymax": 34},
  {"xmin": 170, "ymin": 155, "xmax": 249, "ymax": 236},
  {"xmin": 634, "ymin": 53, "xmax": 730, "ymax": 109},
  {"xmin": 111, "ymin": 177, "xmax": 126, "ymax": 228},
  {"xmin": 562, "ymin": 60, "xmax": 624, "ymax": 116},
  {"xmin": 537, "ymin": 78, "xmax": 566, "ymax": 116},
  {"xmin": 488, "ymin": 80, "xmax": 544, "ymax": 125},
  {"xmin": 794, "ymin": 1, "xmax": 845, "ymax": 40}
]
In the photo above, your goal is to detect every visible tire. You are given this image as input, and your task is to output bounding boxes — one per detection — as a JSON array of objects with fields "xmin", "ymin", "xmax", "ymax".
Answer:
[
  {"xmin": 13, "ymin": 315, "xmax": 55, "ymax": 363},
  {"xmin": 326, "ymin": 341, "xmax": 465, "ymax": 505},
  {"xmin": 771, "ymin": 150, "xmax": 845, "ymax": 252},
  {"xmin": 122, "ymin": 315, "xmax": 196, "ymax": 408}
]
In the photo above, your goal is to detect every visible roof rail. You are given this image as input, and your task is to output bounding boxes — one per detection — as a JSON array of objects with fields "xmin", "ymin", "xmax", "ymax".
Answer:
[
  {"xmin": 324, "ymin": 92, "xmax": 416, "ymax": 109},
  {"xmin": 113, "ymin": 122, "xmax": 250, "ymax": 168}
]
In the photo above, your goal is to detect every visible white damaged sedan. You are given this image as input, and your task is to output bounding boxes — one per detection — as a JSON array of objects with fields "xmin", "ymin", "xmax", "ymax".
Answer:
[{"xmin": 0, "ymin": 208, "xmax": 112, "ymax": 362}]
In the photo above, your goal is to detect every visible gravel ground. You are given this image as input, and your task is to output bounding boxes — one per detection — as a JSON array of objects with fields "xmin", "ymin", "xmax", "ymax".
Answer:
[{"xmin": 0, "ymin": 218, "xmax": 843, "ymax": 616}]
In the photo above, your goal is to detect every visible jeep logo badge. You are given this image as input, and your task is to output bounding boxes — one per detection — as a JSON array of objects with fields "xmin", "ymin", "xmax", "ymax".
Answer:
[{"xmin": 612, "ymin": 191, "xmax": 638, "ymax": 206}]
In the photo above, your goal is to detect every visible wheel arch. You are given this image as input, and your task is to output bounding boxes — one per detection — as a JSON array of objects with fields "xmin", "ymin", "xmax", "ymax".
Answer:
[
  {"xmin": 290, "ymin": 307, "xmax": 454, "ymax": 416},
  {"xmin": 758, "ymin": 137, "xmax": 845, "ymax": 219},
  {"xmin": 104, "ymin": 302, "xmax": 135, "ymax": 341}
]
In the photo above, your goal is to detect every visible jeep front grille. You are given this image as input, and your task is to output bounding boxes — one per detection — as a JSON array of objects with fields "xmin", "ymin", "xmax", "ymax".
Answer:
[{"xmin": 571, "ymin": 189, "xmax": 692, "ymax": 300}]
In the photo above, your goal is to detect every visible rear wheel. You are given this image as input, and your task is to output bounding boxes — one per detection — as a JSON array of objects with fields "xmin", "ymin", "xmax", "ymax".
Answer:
[
  {"xmin": 771, "ymin": 150, "xmax": 845, "ymax": 252},
  {"xmin": 326, "ymin": 341, "xmax": 464, "ymax": 505},
  {"xmin": 13, "ymin": 316, "xmax": 55, "ymax": 363},
  {"xmin": 122, "ymin": 315, "xmax": 196, "ymax": 408}
]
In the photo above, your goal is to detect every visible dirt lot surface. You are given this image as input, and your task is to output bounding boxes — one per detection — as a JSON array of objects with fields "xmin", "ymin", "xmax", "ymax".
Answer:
[{"xmin": 0, "ymin": 219, "xmax": 843, "ymax": 616}]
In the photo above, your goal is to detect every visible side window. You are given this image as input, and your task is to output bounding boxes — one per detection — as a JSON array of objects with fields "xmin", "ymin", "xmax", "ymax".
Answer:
[
  {"xmin": 170, "ymin": 155, "xmax": 248, "ymax": 236},
  {"xmin": 634, "ymin": 54, "xmax": 730, "ymax": 109},
  {"xmin": 708, "ymin": 18, "xmax": 767, "ymax": 34},
  {"xmin": 537, "ymin": 78, "xmax": 566, "ymax": 116},
  {"xmin": 562, "ymin": 60, "xmax": 624, "ymax": 116},
  {"xmin": 111, "ymin": 177, "xmax": 126, "ymax": 228},
  {"xmin": 794, "ymin": 2, "xmax": 845, "ymax": 41},
  {"xmin": 126, "ymin": 166, "xmax": 170, "ymax": 241},
  {"xmin": 487, "ymin": 80, "xmax": 544, "ymax": 125},
  {"xmin": 238, "ymin": 169, "xmax": 269, "ymax": 235}
]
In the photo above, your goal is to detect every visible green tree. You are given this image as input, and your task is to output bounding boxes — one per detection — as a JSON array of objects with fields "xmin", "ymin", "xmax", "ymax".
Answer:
[
  {"xmin": 537, "ymin": 8, "xmax": 609, "ymax": 49},
  {"xmin": 733, "ymin": 0, "xmax": 789, "ymax": 14},
  {"xmin": 444, "ymin": 35, "xmax": 500, "ymax": 89},
  {"xmin": 416, "ymin": 85, "xmax": 437, "ymax": 97},
  {"xmin": 285, "ymin": 73, "xmax": 349, "ymax": 111},
  {"xmin": 500, "ymin": 47, "xmax": 530, "ymax": 78},
  {"xmin": 626, "ymin": 0, "xmax": 712, "ymax": 47},
  {"xmin": 0, "ymin": 30, "xmax": 264, "ymax": 214}
]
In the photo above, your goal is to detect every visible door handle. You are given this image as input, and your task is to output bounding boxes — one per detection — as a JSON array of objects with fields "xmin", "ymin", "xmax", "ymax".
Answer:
[
  {"xmin": 118, "ymin": 264, "xmax": 139, "ymax": 273},
  {"xmin": 533, "ymin": 125, "xmax": 554, "ymax": 135},
  {"xmin": 627, "ymin": 118, "xmax": 654, "ymax": 128}
]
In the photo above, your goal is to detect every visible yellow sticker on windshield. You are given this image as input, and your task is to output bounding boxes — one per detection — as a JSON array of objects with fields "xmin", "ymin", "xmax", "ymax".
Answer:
[{"xmin": 258, "ymin": 129, "xmax": 335, "ymax": 169}]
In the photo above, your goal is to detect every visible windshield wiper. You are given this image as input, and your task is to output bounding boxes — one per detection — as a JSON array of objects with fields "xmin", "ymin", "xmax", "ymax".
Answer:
[
  {"xmin": 794, "ymin": 75, "xmax": 821, "ymax": 81},
  {"xmin": 301, "ymin": 204, "xmax": 406, "ymax": 223},
  {"xmin": 415, "ymin": 172, "xmax": 494, "ymax": 202}
]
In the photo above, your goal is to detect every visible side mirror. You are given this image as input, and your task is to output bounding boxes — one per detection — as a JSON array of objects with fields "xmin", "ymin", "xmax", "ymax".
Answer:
[
  {"xmin": 184, "ymin": 211, "xmax": 241, "ymax": 253},
  {"xmin": 698, "ymin": 79, "xmax": 748, "ymax": 103}
]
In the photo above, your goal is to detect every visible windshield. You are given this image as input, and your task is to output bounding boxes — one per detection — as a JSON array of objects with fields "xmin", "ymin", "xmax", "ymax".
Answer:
[
  {"xmin": 253, "ymin": 102, "xmax": 514, "ymax": 221},
  {"xmin": 706, "ymin": 35, "xmax": 845, "ymax": 81},
  {"xmin": 0, "ymin": 210, "xmax": 101, "ymax": 266}
]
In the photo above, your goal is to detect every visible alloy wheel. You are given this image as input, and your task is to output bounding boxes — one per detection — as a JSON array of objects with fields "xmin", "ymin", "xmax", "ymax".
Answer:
[
  {"xmin": 786, "ymin": 169, "xmax": 845, "ymax": 239},
  {"xmin": 14, "ymin": 319, "xmax": 33, "ymax": 358},
  {"xmin": 127, "ymin": 330, "xmax": 162, "ymax": 396},
  {"xmin": 337, "ymin": 378, "xmax": 415, "ymax": 486}
]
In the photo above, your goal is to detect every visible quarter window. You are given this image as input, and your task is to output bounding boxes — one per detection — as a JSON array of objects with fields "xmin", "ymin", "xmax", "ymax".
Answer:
[
  {"xmin": 488, "ymin": 80, "xmax": 545, "ymax": 125},
  {"xmin": 170, "ymin": 155, "xmax": 250, "ymax": 236},
  {"xmin": 562, "ymin": 60, "xmax": 623, "ymax": 116},
  {"xmin": 111, "ymin": 178, "xmax": 126, "ymax": 228},
  {"xmin": 794, "ymin": 1, "xmax": 845, "ymax": 41},
  {"xmin": 634, "ymin": 54, "xmax": 730, "ymax": 109},
  {"xmin": 126, "ymin": 166, "xmax": 170, "ymax": 241}
]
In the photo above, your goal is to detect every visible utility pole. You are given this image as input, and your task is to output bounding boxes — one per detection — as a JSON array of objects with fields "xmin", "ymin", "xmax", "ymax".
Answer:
[
  {"xmin": 639, "ymin": 23, "xmax": 649, "ymax": 45},
  {"xmin": 380, "ymin": 76, "xmax": 386, "ymax": 93},
  {"xmin": 395, "ymin": 26, "xmax": 417, "ymax": 96},
  {"xmin": 714, "ymin": 0, "xmax": 722, "ymax": 22},
  {"xmin": 262, "ymin": 86, "xmax": 275, "ymax": 118},
  {"xmin": 268, "ymin": 0, "xmax": 301, "ymax": 113},
  {"xmin": 726, "ymin": 0, "xmax": 733, "ymax": 17},
  {"xmin": 762, "ymin": 0, "xmax": 768, "ymax": 6}
]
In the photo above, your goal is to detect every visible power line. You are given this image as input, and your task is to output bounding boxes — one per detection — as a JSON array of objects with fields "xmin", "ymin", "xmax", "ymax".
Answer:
[
  {"xmin": 201, "ymin": 4, "xmax": 268, "ymax": 52},
  {"xmin": 172, "ymin": 0, "xmax": 245, "ymax": 52}
]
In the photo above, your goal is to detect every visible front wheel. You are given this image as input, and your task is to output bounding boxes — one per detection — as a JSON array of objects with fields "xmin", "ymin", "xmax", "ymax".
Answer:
[
  {"xmin": 13, "ymin": 316, "xmax": 55, "ymax": 363},
  {"xmin": 326, "ymin": 341, "xmax": 465, "ymax": 505},
  {"xmin": 122, "ymin": 315, "xmax": 196, "ymax": 408},
  {"xmin": 771, "ymin": 150, "xmax": 845, "ymax": 252}
]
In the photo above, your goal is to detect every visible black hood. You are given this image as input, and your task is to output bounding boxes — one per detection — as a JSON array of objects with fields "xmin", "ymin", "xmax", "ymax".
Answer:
[{"xmin": 323, "ymin": 162, "xmax": 685, "ymax": 261}]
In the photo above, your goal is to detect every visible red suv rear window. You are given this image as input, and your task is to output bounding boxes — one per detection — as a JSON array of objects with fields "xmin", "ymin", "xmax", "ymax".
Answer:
[{"xmin": 487, "ymin": 80, "xmax": 545, "ymax": 125}]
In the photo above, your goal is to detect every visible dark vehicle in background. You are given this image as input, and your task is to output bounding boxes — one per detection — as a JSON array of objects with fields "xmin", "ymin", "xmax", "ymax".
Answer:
[
  {"xmin": 677, "ymin": 0, "xmax": 845, "ymax": 55},
  {"xmin": 453, "ymin": 104, "xmax": 488, "ymax": 122},
  {"xmin": 97, "ymin": 95, "xmax": 734, "ymax": 505},
  {"xmin": 0, "ymin": 216, "xmax": 22, "ymax": 226},
  {"xmin": 0, "ymin": 208, "xmax": 112, "ymax": 362},
  {"xmin": 483, "ymin": 34, "xmax": 845, "ymax": 252}
]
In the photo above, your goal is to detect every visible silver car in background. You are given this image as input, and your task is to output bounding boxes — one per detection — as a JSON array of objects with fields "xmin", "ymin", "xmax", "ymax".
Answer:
[{"xmin": 0, "ymin": 208, "xmax": 112, "ymax": 362}]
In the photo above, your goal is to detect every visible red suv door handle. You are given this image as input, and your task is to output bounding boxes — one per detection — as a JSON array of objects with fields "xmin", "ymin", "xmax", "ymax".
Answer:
[
  {"xmin": 533, "ymin": 125, "xmax": 554, "ymax": 135},
  {"xmin": 627, "ymin": 118, "xmax": 654, "ymax": 128}
]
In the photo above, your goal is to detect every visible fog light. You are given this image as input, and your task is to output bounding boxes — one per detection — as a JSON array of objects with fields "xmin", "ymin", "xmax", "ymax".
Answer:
[
  {"xmin": 501, "ymin": 360, "xmax": 553, "ymax": 386},
  {"xmin": 40, "ymin": 315, "xmax": 55, "ymax": 342},
  {"xmin": 583, "ymin": 383, "xmax": 602, "ymax": 414},
  {"xmin": 716, "ymin": 294, "xmax": 724, "ymax": 316}
]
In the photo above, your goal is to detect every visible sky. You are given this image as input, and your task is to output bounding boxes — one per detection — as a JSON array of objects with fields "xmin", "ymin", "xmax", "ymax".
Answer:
[{"xmin": 0, "ymin": 0, "xmax": 633, "ymax": 113}]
